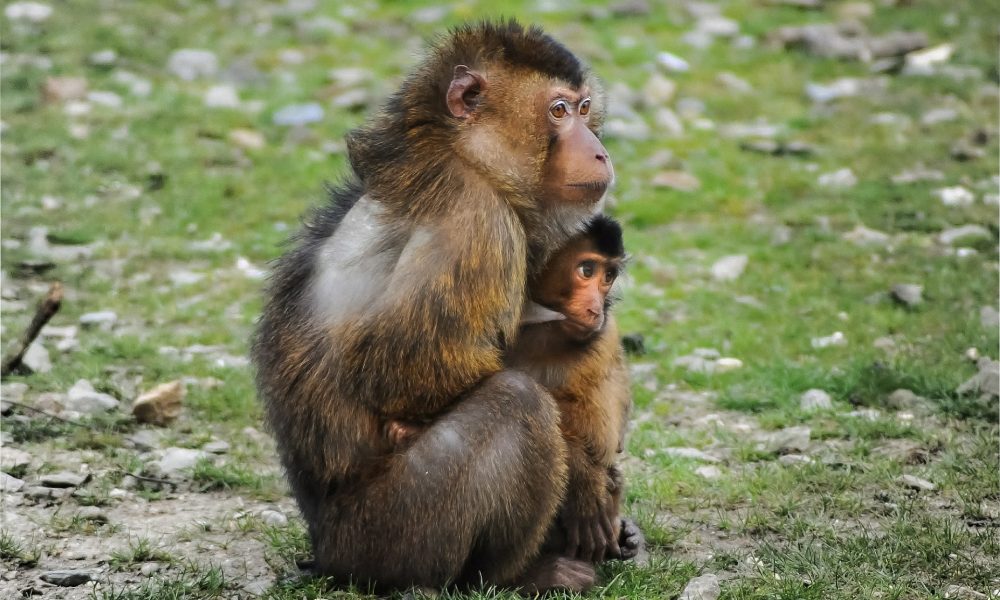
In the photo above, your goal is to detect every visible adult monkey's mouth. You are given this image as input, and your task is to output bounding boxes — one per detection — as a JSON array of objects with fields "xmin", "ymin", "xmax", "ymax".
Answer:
[{"xmin": 568, "ymin": 181, "xmax": 609, "ymax": 191}]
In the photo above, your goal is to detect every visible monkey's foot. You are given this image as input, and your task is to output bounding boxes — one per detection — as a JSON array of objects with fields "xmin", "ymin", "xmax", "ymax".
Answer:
[
  {"xmin": 615, "ymin": 517, "xmax": 645, "ymax": 561},
  {"xmin": 515, "ymin": 555, "xmax": 596, "ymax": 595}
]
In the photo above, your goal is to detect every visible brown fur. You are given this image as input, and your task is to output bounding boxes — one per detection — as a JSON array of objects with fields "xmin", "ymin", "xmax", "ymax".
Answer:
[{"xmin": 251, "ymin": 20, "xmax": 612, "ymax": 593}]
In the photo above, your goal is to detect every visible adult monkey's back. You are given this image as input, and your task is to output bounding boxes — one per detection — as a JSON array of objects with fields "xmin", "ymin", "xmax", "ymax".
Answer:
[{"xmin": 251, "ymin": 21, "xmax": 614, "ymax": 593}]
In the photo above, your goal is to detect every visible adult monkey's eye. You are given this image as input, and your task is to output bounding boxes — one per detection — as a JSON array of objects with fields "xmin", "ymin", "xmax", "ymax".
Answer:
[
  {"xmin": 577, "ymin": 261, "xmax": 595, "ymax": 278},
  {"xmin": 579, "ymin": 98, "xmax": 591, "ymax": 116},
  {"xmin": 604, "ymin": 268, "xmax": 617, "ymax": 284},
  {"xmin": 550, "ymin": 101, "xmax": 568, "ymax": 119}
]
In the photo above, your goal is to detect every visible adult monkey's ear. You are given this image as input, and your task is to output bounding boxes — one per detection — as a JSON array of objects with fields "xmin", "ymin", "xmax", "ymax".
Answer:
[{"xmin": 447, "ymin": 65, "xmax": 486, "ymax": 118}]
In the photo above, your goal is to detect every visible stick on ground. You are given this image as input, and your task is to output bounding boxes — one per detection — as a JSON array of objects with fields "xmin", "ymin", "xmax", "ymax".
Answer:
[{"xmin": 1, "ymin": 281, "xmax": 64, "ymax": 377}]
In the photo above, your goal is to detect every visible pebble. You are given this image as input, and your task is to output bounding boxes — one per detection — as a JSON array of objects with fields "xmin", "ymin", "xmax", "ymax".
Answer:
[
  {"xmin": 694, "ymin": 465, "xmax": 722, "ymax": 480},
  {"xmin": 260, "ymin": 509, "xmax": 288, "ymax": 527},
  {"xmin": 938, "ymin": 225, "xmax": 990, "ymax": 246},
  {"xmin": 40, "ymin": 471, "xmax": 87, "ymax": 488},
  {"xmin": 42, "ymin": 76, "xmax": 88, "ymax": 103},
  {"xmin": 902, "ymin": 43, "xmax": 953, "ymax": 75},
  {"xmin": 663, "ymin": 447, "xmax": 722, "ymax": 463},
  {"xmin": 1, "ymin": 447, "xmax": 31, "ymax": 473},
  {"xmin": 79, "ymin": 310, "xmax": 117, "ymax": 329},
  {"xmin": 204, "ymin": 84, "xmax": 240, "ymax": 108},
  {"xmin": 65, "ymin": 379, "xmax": 119, "ymax": 414},
  {"xmin": 272, "ymin": 103, "xmax": 324, "ymax": 126},
  {"xmin": 202, "ymin": 440, "xmax": 230, "ymax": 454},
  {"xmin": 88, "ymin": 49, "xmax": 117, "ymax": 66},
  {"xmin": 844, "ymin": 408, "xmax": 880, "ymax": 421},
  {"xmin": 5, "ymin": 2, "xmax": 52, "ymax": 22},
  {"xmin": 76, "ymin": 506, "xmax": 109, "ymax": 523},
  {"xmin": 2, "ymin": 382, "xmax": 29, "ymax": 404},
  {"xmin": 716, "ymin": 72, "xmax": 752, "ymax": 94},
  {"xmin": 921, "ymin": 107, "xmax": 959, "ymax": 125},
  {"xmin": 778, "ymin": 454, "xmax": 812, "ymax": 466},
  {"xmin": 843, "ymin": 225, "xmax": 890, "ymax": 247},
  {"xmin": 0, "ymin": 472, "xmax": 26, "ymax": 492},
  {"xmin": 87, "ymin": 90, "xmax": 122, "ymax": 108},
  {"xmin": 229, "ymin": 128, "xmax": 265, "ymax": 150},
  {"xmin": 890, "ymin": 283, "xmax": 923, "ymax": 307},
  {"xmin": 656, "ymin": 51, "xmax": 690, "ymax": 73},
  {"xmin": 167, "ymin": 49, "xmax": 218, "ymax": 81},
  {"xmin": 126, "ymin": 429, "xmax": 164, "ymax": 451},
  {"xmin": 25, "ymin": 485, "xmax": 71, "ymax": 501},
  {"xmin": 943, "ymin": 585, "xmax": 987, "ymax": 600},
  {"xmin": 679, "ymin": 573, "xmax": 721, "ymax": 600},
  {"xmin": 811, "ymin": 331, "xmax": 846, "ymax": 349},
  {"xmin": 898, "ymin": 474, "xmax": 936, "ymax": 492},
  {"xmin": 711, "ymin": 254, "xmax": 748, "ymax": 281},
  {"xmin": 605, "ymin": 118, "xmax": 651, "ymax": 141},
  {"xmin": 23, "ymin": 341, "xmax": 52, "ymax": 373},
  {"xmin": 817, "ymin": 168, "xmax": 857, "ymax": 188},
  {"xmin": 760, "ymin": 426, "xmax": 811, "ymax": 453},
  {"xmin": 936, "ymin": 186, "xmax": 975, "ymax": 207},
  {"xmin": 800, "ymin": 389, "xmax": 832, "ymax": 411},
  {"xmin": 140, "ymin": 563, "xmax": 162, "ymax": 576},
  {"xmin": 132, "ymin": 380, "xmax": 185, "ymax": 426},
  {"xmin": 642, "ymin": 73, "xmax": 676, "ymax": 105},
  {"xmin": 652, "ymin": 171, "xmax": 701, "ymax": 192},
  {"xmin": 39, "ymin": 570, "xmax": 92, "ymax": 587},
  {"xmin": 956, "ymin": 359, "xmax": 999, "ymax": 397},
  {"xmin": 981, "ymin": 307, "xmax": 999, "ymax": 329},
  {"xmin": 806, "ymin": 78, "xmax": 861, "ymax": 103},
  {"xmin": 149, "ymin": 447, "xmax": 209, "ymax": 476}
]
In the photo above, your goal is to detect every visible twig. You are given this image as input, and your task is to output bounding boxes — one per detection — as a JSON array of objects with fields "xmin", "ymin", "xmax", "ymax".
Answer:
[
  {"xmin": 1, "ymin": 281, "xmax": 64, "ymax": 377},
  {"xmin": 113, "ymin": 470, "xmax": 177, "ymax": 487},
  {"xmin": 1, "ymin": 400, "xmax": 90, "ymax": 428}
]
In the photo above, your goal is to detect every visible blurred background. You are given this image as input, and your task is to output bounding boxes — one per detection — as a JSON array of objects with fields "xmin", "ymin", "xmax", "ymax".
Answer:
[{"xmin": 1, "ymin": 1, "xmax": 998, "ymax": 599}]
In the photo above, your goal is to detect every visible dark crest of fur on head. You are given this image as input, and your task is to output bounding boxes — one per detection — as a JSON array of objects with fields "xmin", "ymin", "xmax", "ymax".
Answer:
[
  {"xmin": 583, "ymin": 215, "xmax": 624, "ymax": 258},
  {"xmin": 345, "ymin": 20, "xmax": 588, "ymax": 194}
]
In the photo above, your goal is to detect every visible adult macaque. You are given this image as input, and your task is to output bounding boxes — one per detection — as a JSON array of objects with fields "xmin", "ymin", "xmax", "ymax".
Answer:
[{"xmin": 252, "ymin": 21, "xmax": 616, "ymax": 593}]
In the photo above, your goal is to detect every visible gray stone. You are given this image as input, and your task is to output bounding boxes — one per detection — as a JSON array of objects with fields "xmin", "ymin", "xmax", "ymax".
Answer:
[
  {"xmin": 76, "ymin": 506, "xmax": 109, "ymax": 523},
  {"xmin": 844, "ymin": 408, "xmax": 880, "ymax": 420},
  {"xmin": 149, "ymin": 447, "xmax": 209, "ymax": 476},
  {"xmin": 88, "ymin": 49, "xmax": 117, "ymax": 66},
  {"xmin": 778, "ymin": 454, "xmax": 812, "ymax": 466},
  {"xmin": 140, "ymin": 563, "xmax": 162, "ymax": 576},
  {"xmin": 938, "ymin": 225, "xmax": 990, "ymax": 246},
  {"xmin": 40, "ymin": 471, "xmax": 87, "ymax": 488},
  {"xmin": 23, "ymin": 341, "xmax": 52, "ymax": 373},
  {"xmin": 957, "ymin": 359, "xmax": 999, "ymax": 397},
  {"xmin": 887, "ymin": 389, "xmax": 925, "ymax": 410},
  {"xmin": 898, "ymin": 474, "xmax": 936, "ymax": 492},
  {"xmin": 25, "ymin": 485, "xmax": 71, "ymax": 501},
  {"xmin": 202, "ymin": 440, "xmax": 230, "ymax": 454},
  {"xmin": 2, "ymin": 382, "xmax": 28, "ymax": 404},
  {"xmin": 0, "ymin": 472, "xmax": 25, "ymax": 492},
  {"xmin": 65, "ymin": 379, "xmax": 119, "ymax": 414},
  {"xmin": 694, "ymin": 465, "xmax": 722, "ymax": 480},
  {"xmin": 656, "ymin": 51, "xmax": 689, "ymax": 73},
  {"xmin": 260, "ymin": 509, "xmax": 288, "ymax": 527},
  {"xmin": 943, "ymin": 585, "xmax": 987, "ymax": 600},
  {"xmin": 663, "ymin": 447, "xmax": 721, "ymax": 463},
  {"xmin": 679, "ymin": 573, "xmax": 721, "ymax": 600},
  {"xmin": 981, "ymin": 306, "xmax": 999, "ymax": 329},
  {"xmin": 272, "ymin": 103, "xmax": 324, "ymax": 126},
  {"xmin": 1, "ymin": 447, "xmax": 31, "ymax": 473},
  {"xmin": 843, "ymin": 225, "xmax": 890, "ymax": 247},
  {"xmin": 40, "ymin": 570, "xmax": 92, "ymax": 587},
  {"xmin": 711, "ymin": 254, "xmax": 748, "ymax": 281},
  {"xmin": 760, "ymin": 426, "xmax": 811, "ymax": 453},
  {"xmin": 127, "ymin": 429, "xmax": 163, "ymax": 451},
  {"xmin": 5, "ymin": 2, "xmax": 53, "ymax": 22},
  {"xmin": 673, "ymin": 354, "xmax": 716, "ymax": 374},
  {"xmin": 79, "ymin": 310, "xmax": 117, "ymax": 328},
  {"xmin": 817, "ymin": 168, "xmax": 857, "ymax": 188},
  {"xmin": 936, "ymin": 186, "xmax": 975, "ymax": 207},
  {"xmin": 204, "ymin": 84, "xmax": 240, "ymax": 108},
  {"xmin": 800, "ymin": 389, "xmax": 832, "ymax": 411},
  {"xmin": 890, "ymin": 284, "xmax": 923, "ymax": 307},
  {"xmin": 652, "ymin": 171, "xmax": 701, "ymax": 192},
  {"xmin": 167, "ymin": 49, "xmax": 218, "ymax": 81},
  {"xmin": 642, "ymin": 73, "xmax": 676, "ymax": 105}
]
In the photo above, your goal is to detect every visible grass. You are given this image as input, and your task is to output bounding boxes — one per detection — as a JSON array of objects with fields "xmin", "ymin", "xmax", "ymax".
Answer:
[{"xmin": 1, "ymin": 0, "xmax": 997, "ymax": 598}]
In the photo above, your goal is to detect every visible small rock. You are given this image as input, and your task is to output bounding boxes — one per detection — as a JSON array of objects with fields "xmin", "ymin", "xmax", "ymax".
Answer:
[
  {"xmin": 260, "ymin": 509, "xmax": 288, "ymax": 527},
  {"xmin": 204, "ymin": 84, "xmax": 240, "ymax": 108},
  {"xmin": 167, "ymin": 49, "xmax": 218, "ymax": 81},
  {"xmin": 126, "ymin": 429, "xmax": 164, "ymax": 451},
  {"xmin": 40, "ymin": 570, "xmax": 92, "ymax": 587},
  {"xmin": 76, "ymin": 506, "xmax": 109, "ymax": 523},
  {"xmin": 25, "ymin": 485, "xmax": 71, "ymax": 501},
  {"xmin": 957, "ymin": 359, "xmax": 999, "ymax": 397},
  {"xmin": 938, "ymin": 225, "xmax": 991, "ymax": 246},
  {"xmin": 887, "ymin": 389, "xmax": 925, "ymax": 410},
  {"xmin": 0, "ymin": 472, "xmax": 25, "ymax": 492},
  {"xmin": 890, "ymin": 283, "xmax": 923, "ymax": 307},
  {"xmin": 642, "ymin": 73, "xmax": 676, "ymax": 105},
  {"xmin": 936, "ymin": 186, "xmax": 975, "ymax": 207},
  {"xmin": 694, "ymin": 465, "xmax": 722, "ymax": 480},
  {"xmin": 711, "ymin": 254, "xmax": 748, "ymax": 281},
  {"xmin": 229, "ymin": 128, "xmax": 265, "ymax": 150},
  {"xmin": 652, "ymin": 171, "xmax": 701, "ymax": 191},
  {"xmin": 65, "ymin": 379, "xmax": 119, "ymax": 414},
  {"xmin": 679, "ymin": 573, "xmax": 721, "ymax": 600},
  {"xmin": 663, "ymin": 447, "xmax": 721, "ymax": 463},
  {"xmin": 843, "ymin": 225, "xmax": 890, "ymax": 247},
  {"xmin": 169, "ymin": 270, "xmax": 204, "ymax": 286},
  {"xmin": 149, "ymin": 447, "xmax": 209, "ymax": 476},
  {"xmin": 817, "ymin": 168, "xmax": 857, "ymax": 188},
  {"xmin": 140, "ymin": 563, "xmax": 162, "ymax": 576},
  {"xmin": 331, "ymin": 88, "xmax": 371, "ymax": 110},
  {"xmin": 898, "ymin": 474, "xmax": 936, "ymax": 492},
  {"xmin": 273, "ymin": 103, "xmax": 324, "ymax": 126},
  {"xmin": 943, "ymin": 585, "xmax": 987, "ymax": 600},
  {"xmin": 656, "ymin": 51, "xmax": 690, "ymax": 73},
  {"xmin": 760, "ymin": 426, "xmax": 811, "ymax": 453},
  {"xmin": 673, "ymin": 354, "xmax": 716, "ymax": 374},
  {"xmin": 778, "ymin": 454, "xmax": 812, "ymax": 466},
  {"xmin": 800, "ymin": 389, "xmax": 832, "ymax": 411},
  {"xmin": 921, "ymin": 107, "xmax": 959, "ymax": 125},
  {"xmin": 5, "ymin": 2, "xmax": 52, "ymax": 22},
  {"xmin": 40, "ymin": 471, "xmax": 87, "ymax": 488},
  {"xmin": 42, "ymin": 76, "xmax": 88, "ymax": 103},
  {"xmin": 902, "ymin": 43, "xmax": 953, "ymax": 75},
  {"xmin": 87, "ymin": 90, "xmax": 122, "ymax": 108},
  {"xmin": 79, "ymin": 310, "xmax": 117, "ymax": 329},
  {"xmin": 844, "ymin": 408, "xmax": 880, "ymax": 420},
  {"xmin": 811, "ymin": 331, "xmax": 846, "ymax": 349},
  {"xmin": 132, "ymin": 380, "xmax": 185, "ymax": 426},
  {"xmin": 981, "ymin": 306, "xmax": 999, "ymax": 329},
  {"xmin": 891, "ymin": 166, "xmax": 944, "ymax": 184},
  {"xmin": 653, "ymin": 108, "xmax": 684, "ymax": 136},
  {"xmin": 202, "ymin": 440, "xmax": 230, "ymax": 454},
  {"xmin": 22, "ymin": 341, "xmax": 52, "ymax": 374},
  {"xmin": 806, "ymin": 78, "xmax": 861, "ymax": 103},
  {"xmin": 1, "ymin": 447, "xmax": 31, "ymax": 473},
  {"xmin": 715, "ymin": 357, "xmax": 743, "ymax": 372},
  {"xmin": 605, "ymin": 118, "xmax": 651, "ymax": 141},
  {"xmin": 88, "ymin": 49, "xmax": 117, "ymax": 66}
]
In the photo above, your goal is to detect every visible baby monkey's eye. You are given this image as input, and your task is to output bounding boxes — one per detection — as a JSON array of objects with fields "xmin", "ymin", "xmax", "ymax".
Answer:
[
  {"xmin": 604, "ymin": 268, "xmax": 617, "ymax": 284},
  {"xmin": 577, "ymin": 261, "xmax": 596, "ymax": 278}
]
